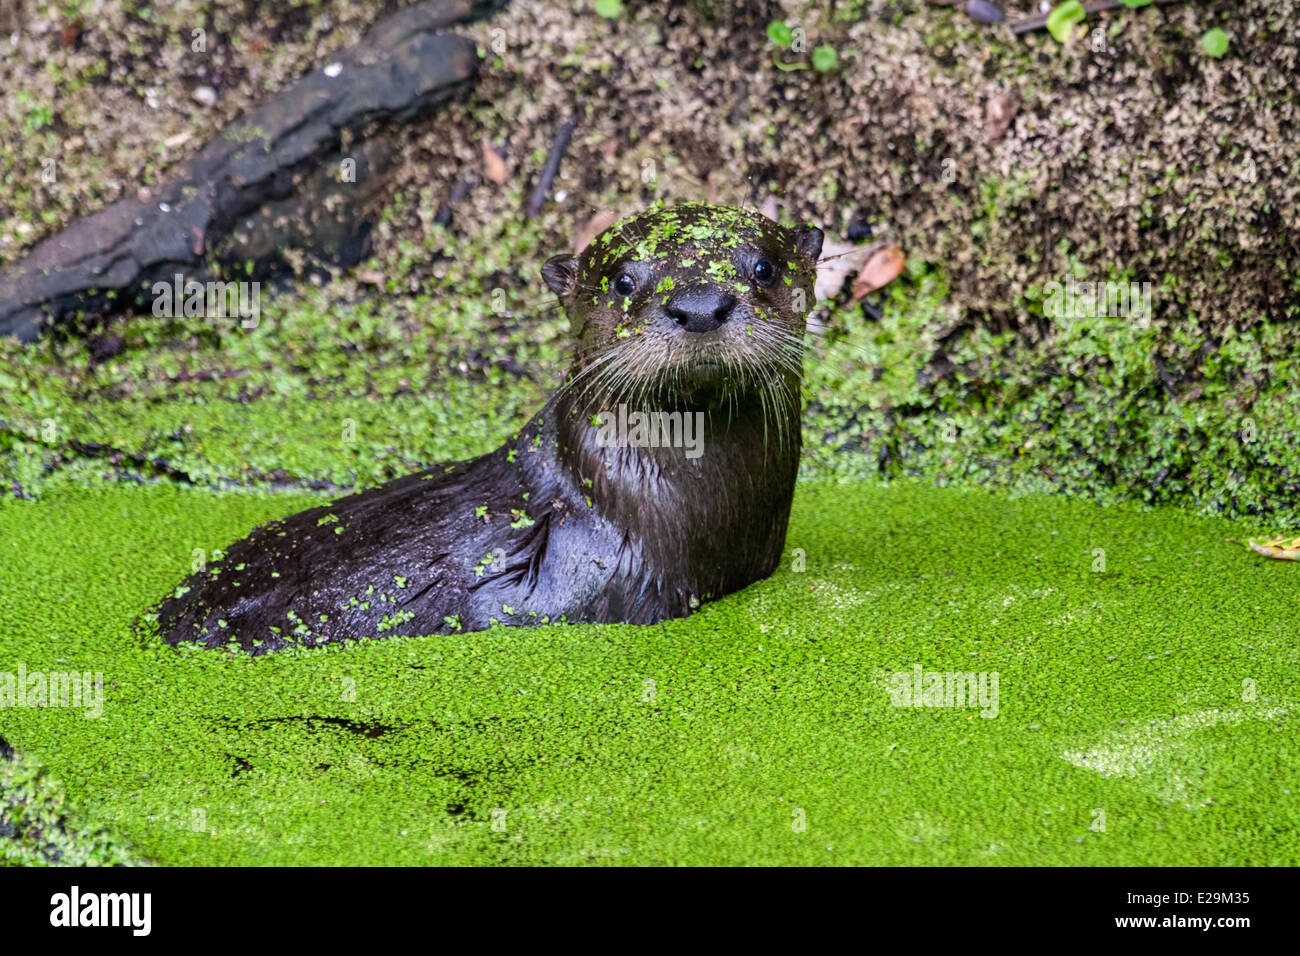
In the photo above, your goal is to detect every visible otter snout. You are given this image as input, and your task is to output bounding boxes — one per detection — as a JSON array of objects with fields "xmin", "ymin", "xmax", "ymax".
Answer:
[{"xmin": 665, "ymin": 288, "xmax": 737, "ymax": 334}]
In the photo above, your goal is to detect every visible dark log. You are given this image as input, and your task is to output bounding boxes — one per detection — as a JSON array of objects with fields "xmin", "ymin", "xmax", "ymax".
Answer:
[
  {"xmin": 219, "ymin": 139, "xmax": 395, "ymax": 269},
  {"xmin": 0, "ymin": 0, "xmax": 501, "ymax": 341}
]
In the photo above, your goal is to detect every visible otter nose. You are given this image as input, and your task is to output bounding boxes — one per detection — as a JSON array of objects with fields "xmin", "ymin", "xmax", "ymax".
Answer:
[{"xmin": 665, "ymin": 288, "xmax": 737, "ymax": 334}]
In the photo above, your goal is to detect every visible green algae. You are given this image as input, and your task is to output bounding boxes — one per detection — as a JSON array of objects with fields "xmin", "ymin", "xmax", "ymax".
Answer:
[
  {"xmin": 0, "ymin": 748, "xmax": 140, "ymax": 866},
  {"xmin": 1, "ymin": 479, "xmax": 1296, "ymax": 865},
  {"xmin": 1, "ymin": 207, "xmax": 1296, "ymax": 862}
]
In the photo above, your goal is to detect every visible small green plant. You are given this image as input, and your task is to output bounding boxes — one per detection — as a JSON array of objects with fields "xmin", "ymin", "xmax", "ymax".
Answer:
[
  {"xmin": 766, "ymin": 21, "xmax": 793, "ymax": 46},
  {"xmin": 1045, "ymin": 0, "xmax": 1086, "ymax": 44},
  {"xmin": 811, "ymin": 46, "xmax": 839, "ymax": 72},
  {"xmin": 16, "ymin": 92, "xmax": 54, "ymax": 132},
  {"xmin": 1201, "ymin": 27, "xmax": 1229, "ymax": 58},
  {"xmin": 766, "ymin": 20, "xmax": 839, "ymax": 72},
  {"xmin": 593, "ymin": 0, "xmax": 622, "ymax": 18}
]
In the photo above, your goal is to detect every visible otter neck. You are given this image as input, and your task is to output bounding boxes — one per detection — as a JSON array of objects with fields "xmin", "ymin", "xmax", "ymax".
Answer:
[{"xmin": 553, "ymin": 376, "xmax": 802, "ymax": 593}]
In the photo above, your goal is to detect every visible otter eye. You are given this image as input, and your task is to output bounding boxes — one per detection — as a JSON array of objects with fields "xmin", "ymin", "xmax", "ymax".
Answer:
[
  {"xmin": 614, "ymin": 273, "xmax": 636, "ymax": 296},
  {"xmin": 753, "ymin": 258, "xmax": 776, "ymax": 285}
]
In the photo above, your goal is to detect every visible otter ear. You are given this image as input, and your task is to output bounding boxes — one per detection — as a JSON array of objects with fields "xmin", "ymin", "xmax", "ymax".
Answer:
[
  {"xmin": 541, "ymin": 254, "xmax": 579, "ymax": 297},
  {"xmin": 794, "ymin": 225, "xmax": 824, "ymax": 262}
]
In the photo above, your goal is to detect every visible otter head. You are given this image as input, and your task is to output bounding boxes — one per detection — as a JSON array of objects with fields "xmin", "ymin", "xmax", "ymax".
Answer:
[{"xmin": 541, "ymin": 202, "xmax": 823, "ymax": 410}]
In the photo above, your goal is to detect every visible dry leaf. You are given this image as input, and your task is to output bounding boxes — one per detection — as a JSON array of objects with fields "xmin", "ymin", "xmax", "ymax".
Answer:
[
  {"xmin": 985, "ymin": 90, "xmax": 1019, "ymax": 145},
  {"xmin": 481, "ymin": 140, "xmax": 509, "ymax": 185},
  {"xmin": 1243, "ymin": 537, "xmax": 1300, "ymax": 560},
  {"xmin": 814, "ymin": 237, "xmax": 872, "ymax": 303},
  {"xmin": 851, "ymin": 244, "xmax": 906, "ymax": 300}
]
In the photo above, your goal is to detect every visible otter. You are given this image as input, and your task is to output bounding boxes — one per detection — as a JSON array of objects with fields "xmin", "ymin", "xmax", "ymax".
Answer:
[{"xmin": 154, "ymin": 201, "xmax": 823, "ymax": 653}]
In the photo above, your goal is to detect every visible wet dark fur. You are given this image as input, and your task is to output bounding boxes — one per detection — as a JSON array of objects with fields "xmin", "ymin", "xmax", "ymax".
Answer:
[{"xmin": 154, "ymin": 203, "xmax": 823, "ymax": 653}]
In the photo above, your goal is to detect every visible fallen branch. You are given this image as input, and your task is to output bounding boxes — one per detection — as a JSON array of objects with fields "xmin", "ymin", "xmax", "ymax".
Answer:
[
  {"xmin": 526, "ymin": 116, "xmax": 579, "ymax": 219},
  {"xmin": 0, "ymin": 0, "xmax": 503, "ymax": 342}
]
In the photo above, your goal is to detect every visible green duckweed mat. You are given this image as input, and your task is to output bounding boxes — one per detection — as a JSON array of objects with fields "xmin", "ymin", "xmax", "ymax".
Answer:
[{"xmin": 1, "ymin": 479, "xmax": 1295, "ymax": 865}]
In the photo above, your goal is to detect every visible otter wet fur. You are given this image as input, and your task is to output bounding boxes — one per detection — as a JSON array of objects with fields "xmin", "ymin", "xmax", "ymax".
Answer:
[{"xmin": 154, "ymin": 202, "xmax": 824, "ymax": 653}]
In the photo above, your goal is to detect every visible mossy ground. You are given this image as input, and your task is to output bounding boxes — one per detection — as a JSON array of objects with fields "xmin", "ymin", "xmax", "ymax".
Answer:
[
  {"xmin": 1, "ymin": 477, "xmax": 1297, "ymax": 865},
  {"xmin": 4, "ymin": 254, "xmax": 1298, "ymax": 525},
  {"xmin": 4, "ymin": 0, "xmax": 1298, "ymax": 522}
]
